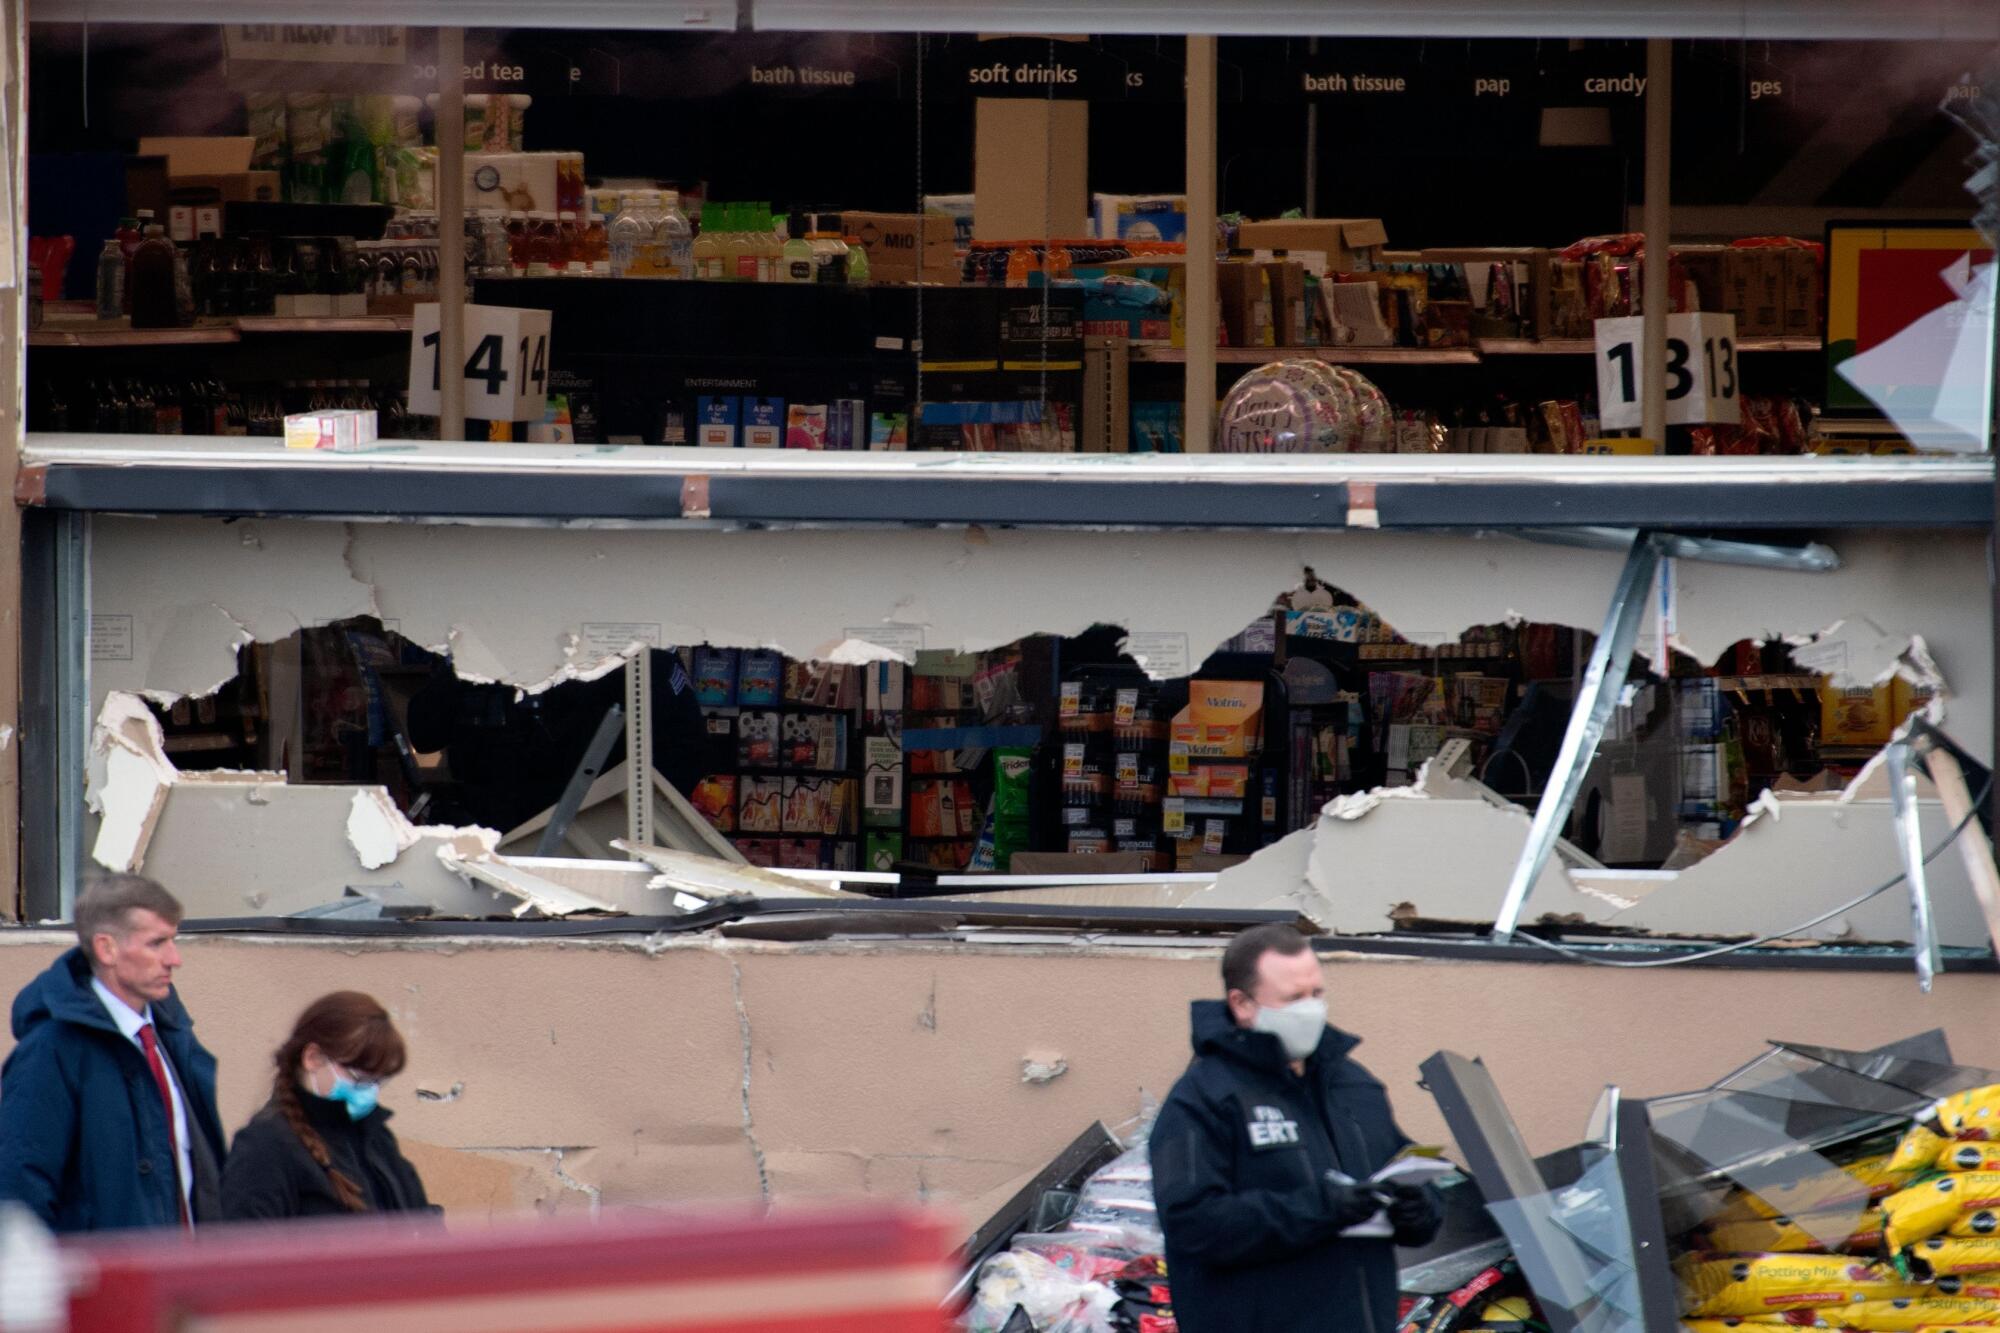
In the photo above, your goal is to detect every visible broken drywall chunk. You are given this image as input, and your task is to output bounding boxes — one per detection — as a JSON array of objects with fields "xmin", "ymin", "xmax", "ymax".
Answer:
[
  {"xmin": 91, "ymin": 743, "xmax": 173, "ymax": 873},
  {"xmin": 439, "ymin": 847, "xmax": 619, "ymax": 918},
  {"xmin": 1021, "ymin": 1054, "xmax": 1069, "ymax": 1085},
  {"xmin": 348, "ymin": 789, "xmax": 418, "ymax": 871},
  {"xmin": 612, "ymin": 840, "xmax": 862, "ymax": 907}
]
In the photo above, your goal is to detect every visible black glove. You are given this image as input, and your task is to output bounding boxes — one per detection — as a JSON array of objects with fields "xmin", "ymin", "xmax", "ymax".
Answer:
[
  {"xmin": 1321, "ymin": 1174, "xmax": 1385, "ymax": 1230},
  {"xmin": 1385, "ymin": 1181, "xmax": 1443, "ymax": 1243}
]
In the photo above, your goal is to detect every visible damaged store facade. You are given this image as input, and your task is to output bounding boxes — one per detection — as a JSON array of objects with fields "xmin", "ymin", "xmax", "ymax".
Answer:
[{"xmin": 4, "ymin": 1, "xmax": 2000, "ymax": 1325}]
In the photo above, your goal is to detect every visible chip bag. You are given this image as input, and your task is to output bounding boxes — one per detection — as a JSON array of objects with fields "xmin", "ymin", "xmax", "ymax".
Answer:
[
  {"xmin": 1817, "ymin": 1296, "xmax": 2000, "ymax": 1329},
  {"xmin": 1882, "ymin": 1174, "xmax": 2000, "ymax": 1251},
  {"xmin": 1679, "ymin": 1254, "xmax": 1927, "ymax": 1317}
]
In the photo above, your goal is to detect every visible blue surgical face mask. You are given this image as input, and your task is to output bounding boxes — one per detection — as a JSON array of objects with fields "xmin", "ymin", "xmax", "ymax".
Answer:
[{"xmin": 326, "ymin": 1064, "xmax": 380, "ymax": 1121}]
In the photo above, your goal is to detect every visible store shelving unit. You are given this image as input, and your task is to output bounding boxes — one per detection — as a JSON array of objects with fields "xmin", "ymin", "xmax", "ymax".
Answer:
[
  {"xmin": 29, "ymin": 315, "xmax": 414, "ymax": 347},
  {"xmin": 1128, "ymin": 336, "xmax": 1821, "ymax": 365}
]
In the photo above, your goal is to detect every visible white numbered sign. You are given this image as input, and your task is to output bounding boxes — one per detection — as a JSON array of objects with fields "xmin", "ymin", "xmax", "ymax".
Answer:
[
  {"xmin": 407, "ymin": 304, "xmax": 553, "ymax": 423},
  {"xmin": 1594, "ymin": 312, "xmax": 1740, "ymax": 430}
]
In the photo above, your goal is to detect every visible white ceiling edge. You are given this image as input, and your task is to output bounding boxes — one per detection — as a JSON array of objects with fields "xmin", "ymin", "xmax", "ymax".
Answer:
[
  {"xmin": 26, "ymin": 0, "xmax": 740, "ymax": 27},
  {"xmin": 749, "ymin": 0, "xmax": 2000, "ymax": 40},
  {"xmin": 23, "ymin": 0, "xmax": 2000, "ymax": 38}
]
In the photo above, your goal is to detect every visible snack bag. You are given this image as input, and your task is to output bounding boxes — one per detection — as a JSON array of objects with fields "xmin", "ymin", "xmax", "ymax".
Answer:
[
  {"xmin": 1821, "ymin": 1296, "xmax": 2000, "ymax": 1329},
  {"xmin": 1678, "ymin": 1254, "xmax": 1926, "ymax": 1317},
  {"xmin": 1905, "ymin": 1236, "xmax": 2000, "ymax": 1279},
  {"xmin": 1882, "ymin": 1174, "xmax": 2000, "ymax": 1251}
]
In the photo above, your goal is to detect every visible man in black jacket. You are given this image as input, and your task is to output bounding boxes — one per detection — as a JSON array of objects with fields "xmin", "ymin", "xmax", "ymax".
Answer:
[{"xmin": 1149, "ymin": 924, "xmax": 1442, "ymax": 1333}]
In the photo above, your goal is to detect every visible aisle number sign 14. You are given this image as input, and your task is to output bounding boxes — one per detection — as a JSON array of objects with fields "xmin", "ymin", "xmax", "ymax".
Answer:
[
  {"xmin": 1593, "ymin": 312, "xmax": 1740, "ymax": 430},
  {"xmin": 407, "ymin": 304, "xmax": 553, "ymax": 424}
]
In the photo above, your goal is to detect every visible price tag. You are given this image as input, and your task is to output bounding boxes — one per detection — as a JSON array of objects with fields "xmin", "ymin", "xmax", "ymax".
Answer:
[
  {"xmin": 1116, "ymin": 752, "xmax": 1139, "ymax": 783},
  {"xmin": 1203, "ymin": 821, "xmax": 1226, "ymax": 854},
  {"xmin": 1169, "ymin": 741, "xmax": 1190, "ymax": 775},
  {"xmin": 1062, "ymin": 743, "xmax": 1086, "ymax": 777},
  {"xmin": 1593, "ymin": 312, "xmax": 1740, "ymax": 430},
  {"xmin": 1059, "ymin": 681, "xmax": 1082, "ymax": 718},
  {"xmin": 1163, "ymin": 799, "xmax": 1187, "ymax": 835},
  {"xmin": 408, "ymin": 303, "xmax": 554, "ymax": 424},
  {"xmin": 1114, "ymin": 688, "xmax": 1138, "ymax": 726}
]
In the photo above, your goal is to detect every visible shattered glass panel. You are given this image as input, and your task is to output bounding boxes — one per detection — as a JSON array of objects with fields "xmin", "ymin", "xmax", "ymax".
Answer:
[
  {"xmin": 1584, "ymin": 1086, "xmax": 1621, "ymax": 1150},
  {"xmin": 1485, "ymin": 1149, "xmax": 1645, "ymax": 1333}
]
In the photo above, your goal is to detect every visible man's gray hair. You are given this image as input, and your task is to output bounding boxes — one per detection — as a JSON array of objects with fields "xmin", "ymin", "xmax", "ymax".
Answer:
[{"xmin": 74, "ymin": 874, "xmax": 184, "ymax": 951}]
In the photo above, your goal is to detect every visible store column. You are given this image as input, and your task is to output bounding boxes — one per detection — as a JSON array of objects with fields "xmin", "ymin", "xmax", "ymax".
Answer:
[{"xmin": 1, "ymin": 0, "xmax": 24, "ymax": 916}]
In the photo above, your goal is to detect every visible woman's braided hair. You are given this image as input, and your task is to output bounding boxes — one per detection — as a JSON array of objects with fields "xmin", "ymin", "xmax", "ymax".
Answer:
[{"xmin": 270, "ymin": 991, "xmax": 407, "ymax": 1213}]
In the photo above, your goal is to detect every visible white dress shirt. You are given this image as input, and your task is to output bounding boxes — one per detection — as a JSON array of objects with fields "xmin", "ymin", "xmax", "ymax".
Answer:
[{"xmin": 92, "ymin": 977, "xmax": 194, "ymax": 1215}]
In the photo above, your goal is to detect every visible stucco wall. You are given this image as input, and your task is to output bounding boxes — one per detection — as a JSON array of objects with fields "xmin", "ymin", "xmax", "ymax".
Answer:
[{"xmin": 1, "ymin": 930, "xmax": 1992, "ymax": 1226}]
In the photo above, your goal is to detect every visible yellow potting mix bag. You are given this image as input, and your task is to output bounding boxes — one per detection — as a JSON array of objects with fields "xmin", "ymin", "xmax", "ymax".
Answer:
[
  {"xmin": 1881, "ymin": 1174, "xmax": 2000, "ymax": 1251},
  {"xmin": 1940, "ymin": 1145, "xmax": 2000, "ymax": 1173},
  {"xmin": 1708, "ymin": 1210, "xmax": 1885, "ymax": 1255},
  {"xmin": 1954, "ymin": 1211, "xmax": 2000, "ymax": 1238},
  {"xmin": 1815, "ymin": 1296, "xmax": 2000, "ymax": 1329},
  {"xmin": 1679, "ymin": 1254, "xmax": 1927, "ymax": 1317},
  {"xmin": 1906, "ymin": 1237, "xmax": 2000, "ymax": 1279},
  {"xmin": 1712, "ymin": 1154, "xmax": 1922, "ymax": 1224},
  {"xmin": 1889, "ymin": 1086, "xmax": 2000, "ymax": 1172}
]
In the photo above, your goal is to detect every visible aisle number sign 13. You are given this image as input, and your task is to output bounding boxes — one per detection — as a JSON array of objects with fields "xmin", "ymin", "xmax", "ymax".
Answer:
[
  {"xmin": 407, "ymin": 304, "xmax": 553, "ymax": 424},
  {"xmin": 1593, "ymin": 312, "xmax": 1740, "ymax": 430}
]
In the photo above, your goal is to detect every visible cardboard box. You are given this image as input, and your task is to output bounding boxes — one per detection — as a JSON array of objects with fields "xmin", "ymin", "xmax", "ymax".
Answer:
[
  {"xmin": 138, "ymin": 137, "xmax": 280, "ymax": 205},
  {"xmin": 465, "ymin": 152, "xmax": 559, "ymax": 215},
  {"xmin": 1673, "ymin": 244, "xmax": 1730, "ymax": 316},
  {"xmin": 845, "ymin": 212, "xmax": 960, "ymax": 286},
  {"xmin": 1782, "ymin": 247, "xmax": 1822, "ymax": 337},
  {"xmin": 1235, "ymin": 218, "xmax": 1388, "ymax": 273},
  {"xmin": 1261, "ymin": 261, "xmax": 1309, "ymax": 346},
  {"xmin": 1725, "ymin": 248, "xmax": 1785, "ymax": 336},
  {"xmin": 1819, "ymin": 682, "xmax": 1895, "ymax": 747},
  {"xmin": 1171, "ymin": 680, "xmax": 1265, "ymax": 758},
  {"xmin": 1217, "ymin": 261, "xmax": 1273, "ymax": 348}
]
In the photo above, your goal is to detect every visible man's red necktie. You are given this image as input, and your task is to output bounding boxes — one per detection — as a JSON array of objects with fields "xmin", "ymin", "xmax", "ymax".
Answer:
[{"xmin": 137, "ymin": 1023, "xmax": 190, "ymax": 1228}]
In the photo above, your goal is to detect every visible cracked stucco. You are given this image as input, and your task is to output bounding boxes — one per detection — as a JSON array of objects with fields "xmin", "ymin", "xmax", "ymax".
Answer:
[{"xmin": 83, "ymin": 519, "xmax": 1994, "ymax": 765}]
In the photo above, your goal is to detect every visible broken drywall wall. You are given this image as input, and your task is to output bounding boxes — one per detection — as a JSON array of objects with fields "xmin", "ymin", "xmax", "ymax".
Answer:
[{"xmin": 86, "ymin": 519, "xmax": 1994, "ymax": 763}]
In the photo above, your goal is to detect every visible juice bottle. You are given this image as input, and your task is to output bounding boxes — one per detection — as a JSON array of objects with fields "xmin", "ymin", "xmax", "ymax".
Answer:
[
  {"xmin": 581, "ymin": 213, "xmax": 611, "ymax": 276},
  {"xmin": 555, "ymin": 212, "xmax": 581, "ymax": 274},
  {"xmin": 692, "ymin": 203, "xmax": 725, "ymax": 280},
  {"xmin": 725, "ymin": 206, "xmax": 758, "ymax": 282},
  {"xmin": 507, "ymin": 211, "xmax": 532, "ymax": 276},
  {"xmin": 528, "ymin": 213, "xmax": 561, "ymax": 276},
  {"xmin": 809, "ymin": 216, "xmax": 846, "ymax": 284},
  {"xmin": 753, "ymin": 206, "xmax": 783, "ymax": 282},
  {"xmin": 844, "ymin": 232, "xmax": 869, "ymax": 284},
  {"xmin": 779, "ymin": 213, "xmax": 815, "ymax": 284},
  {"xmin": 128, "ymin": 221, "xmax": 181, "ymax": 328},
  {"xmin": 658, "ymin": 190, "xmax": 693, "ymax": 279}
]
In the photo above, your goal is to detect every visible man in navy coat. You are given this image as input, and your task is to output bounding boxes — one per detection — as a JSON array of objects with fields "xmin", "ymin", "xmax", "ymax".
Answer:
[
  {"xmin": 1150, "ymin": 923, "xmax": 1443, "ymax": 1333},
  {"xmin": 0, "ymin": 874, "xmax": 225, "ymax": 1231}
]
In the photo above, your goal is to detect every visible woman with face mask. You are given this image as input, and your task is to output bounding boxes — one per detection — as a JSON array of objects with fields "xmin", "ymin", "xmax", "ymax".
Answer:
[{"xmin": 220, "ymin": 991, "xmax": 437, "ymax": 1221}]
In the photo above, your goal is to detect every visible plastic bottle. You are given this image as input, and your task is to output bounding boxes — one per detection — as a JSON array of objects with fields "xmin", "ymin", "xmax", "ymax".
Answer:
[
  {"xmin": 728, "ymin": 205, "xmax": 756, "ymax": 280},
  {"xmin": 779, "ymin": 213, "xmax": 815, "ymax": 284},
  {"xmin": 128, "ymin": 222, "xmax": 181, "ymax": 328},
  {"xmin": 692, "ymin": 203, "xmax": 726, "ymax": 280},
  {"xmin": 524, "ymin": 213, "xmax": 558, "ymax": 277},
  {"xmin": 556, "ymin": 212, "xmax": 581, "ymax": 274},
  {"xmin": 809, "ymin": 216, "xmax": 846, "ymax": 284},
  {"xmin": 117, "ymin": 215, "xmax": 145, "ymax": 315},
  {"xmin": 95, "ymin": 240, "xmax": 125, "ymax": 319},
  {"xmin": 609, "ymin": 193, "xmax": 649, "ymax": 277},
  {"xmin": 507, "ymin": 211, "xmax": 532, "ymax": 276},
  {"xmin": 581, "ymin": 213, "xmax": 611, "ymax": 276},
  {"xmin": 844, "ymin": 232, "xmax": 869, "ymax": 285},
  {"xmin": 751, "ymin": 206, "xmax": 783, "ymax": 282},
  {"xmin": 477, "ymin": 209, "xmax": 510, "ymax": 277},
  {"xmin": 658, "ymin": 190, "xmax": 694, "ymax": 279}
]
